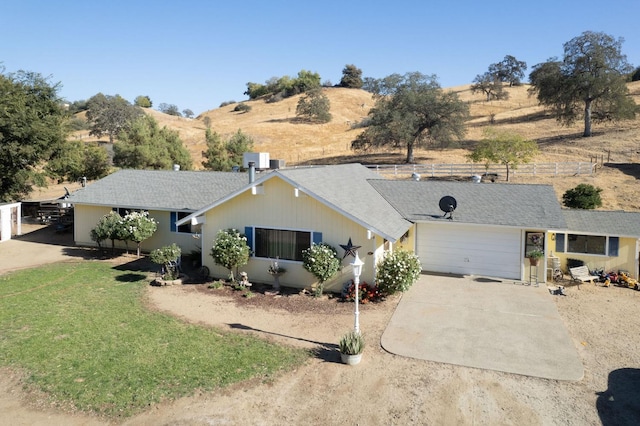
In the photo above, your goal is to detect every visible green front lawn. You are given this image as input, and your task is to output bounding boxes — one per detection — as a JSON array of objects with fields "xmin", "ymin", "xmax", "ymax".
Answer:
[{"xmin": 0, "ymin": 262, "xmax": 308, "ymax": 418}]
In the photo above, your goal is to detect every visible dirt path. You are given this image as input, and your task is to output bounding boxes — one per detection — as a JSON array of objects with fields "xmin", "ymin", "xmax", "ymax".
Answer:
[{"xmin": 2, "ymin": 233, "xmax": 639, "ymax": 424}]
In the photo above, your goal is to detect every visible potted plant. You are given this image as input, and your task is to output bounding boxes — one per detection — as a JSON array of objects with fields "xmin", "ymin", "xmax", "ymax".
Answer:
[
  {"xmin": 339, "ymin": 330, "xmax": 365, "ymax": 365},
  {"xmin": 527, "ymin": 248, "xmax": 544, "ymax": 266}
]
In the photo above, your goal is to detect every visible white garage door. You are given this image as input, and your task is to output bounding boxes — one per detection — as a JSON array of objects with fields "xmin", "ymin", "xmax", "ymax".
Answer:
[{"xmin": 416, "ymin": 223, "xmax": 522, "ymax": 279}]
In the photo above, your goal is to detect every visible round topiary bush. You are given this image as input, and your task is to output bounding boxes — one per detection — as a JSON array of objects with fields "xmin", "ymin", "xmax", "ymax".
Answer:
[
  {"xmin": 375, "ymin": 249, "xmax": 421, "ymax": 295},
  {"xmin": 302, "ymin": 243, "xmax": 341, "ymax": 294}
]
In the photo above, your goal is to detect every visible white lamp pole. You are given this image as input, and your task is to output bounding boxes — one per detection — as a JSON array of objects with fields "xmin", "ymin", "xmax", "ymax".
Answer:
[{"xmin": 351, "ymin": 251, "xmax": 364, "ymax": 334}]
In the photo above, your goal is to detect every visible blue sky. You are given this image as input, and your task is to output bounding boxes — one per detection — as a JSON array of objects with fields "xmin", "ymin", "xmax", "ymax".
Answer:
[{"xmin": 2, "ymin": 0, "xmax": 639, "ymax": 115}]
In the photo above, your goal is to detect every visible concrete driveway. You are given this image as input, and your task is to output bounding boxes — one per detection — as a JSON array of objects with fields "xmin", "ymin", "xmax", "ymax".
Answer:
[
  {"xmin": 381, "ymin": 273, "xmax": 584, "ymax": 381},
  {"xmin": 0, "ymin": 224, "xmax": 79, "ymax": 274}
]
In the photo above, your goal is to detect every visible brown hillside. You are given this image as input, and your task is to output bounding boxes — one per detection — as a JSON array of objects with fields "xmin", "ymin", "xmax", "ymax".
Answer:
[{"xmin": 71, "ymin": 83, "xmax": 640, "ymax": 211}]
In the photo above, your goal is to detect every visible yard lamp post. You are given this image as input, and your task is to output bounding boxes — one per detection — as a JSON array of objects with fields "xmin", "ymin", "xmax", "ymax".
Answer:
[{"xmin": 351, "ymin": 251, "xmax": 364, "ymax": 334}]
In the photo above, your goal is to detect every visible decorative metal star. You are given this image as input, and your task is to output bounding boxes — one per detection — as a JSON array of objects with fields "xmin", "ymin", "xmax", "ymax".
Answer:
[{"xmin": 340, "ymin": 237, "xmax": 361, "ymax": 259}]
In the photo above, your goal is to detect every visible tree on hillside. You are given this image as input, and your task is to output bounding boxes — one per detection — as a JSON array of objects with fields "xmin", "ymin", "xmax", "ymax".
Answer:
[
  {"xmin": 46, "ymin": 140, "xmax": 110, "ymax": 182},
  {"xmin": 202, "ymin": 129, "xmax": 232, "ymax": 171},
  {"xmin": 201, "ymin": 129, "xmax": 254, "ymax": 171},
  {"xmin": 244, "ymin": 70, "xmax": 321, "ymax": 101},
  {"xmin": 488, "ymin": 55, "xmax": 527, "ymax": 86},
  {"xmin": 68, "ymin": 99, "xmax": 89, "ymax": 114},
  {"xmin": 158, "ymin": 103, "xmax": 181, "ymax": 116},
  {"xmin": 471, "ymin": 72, "xmax": 508, "ymax": 102},
  {"xmin": 134, "ymin": 95, "xmax": 152, "ymax": 108},
  {"xmin": 0, "ymin": 69, "xmax": 68, "ymax": 201},
  {"xmin": 296, "ymin": 88, "xmax": 332, "ymax": 123},
  {"xmin": 86, "ymin": 93, "xmax": 143, "ymax": 144},
  {"xmin": 467, "ymin": 128, "xmax": 539, "ymax": 181},
  {"xmin": 182, "ymin": 109, "xmax": 194, "ymax": 118},
  {"xmin": 226, "ymin": 129, "xmax": 254, "ymax": 167},
  {"xmin": 113, "ymin": 115, "xmax": 193, "ymax": 170},
  {"xmin": 351, "ymin": 72, "xmax": 469, "ymax": 163},
  {"xmin": 528, "ymin": 31, "xmax": 636, "ymax": 137},
  {"xmin": 339, "ymin": 64, "xmax": 363, "ymax": 88}
]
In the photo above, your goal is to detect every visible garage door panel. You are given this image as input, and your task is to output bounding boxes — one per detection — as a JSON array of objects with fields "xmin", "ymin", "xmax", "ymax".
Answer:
[{"xmin": 417, "ymin": 223, "xmax": 522, "ymax": 279}]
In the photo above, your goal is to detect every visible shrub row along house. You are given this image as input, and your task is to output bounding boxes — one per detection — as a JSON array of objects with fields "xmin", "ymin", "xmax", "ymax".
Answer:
[{"xmin": 69, "ymin": 163, "xmax": 640, "ymax": 289}]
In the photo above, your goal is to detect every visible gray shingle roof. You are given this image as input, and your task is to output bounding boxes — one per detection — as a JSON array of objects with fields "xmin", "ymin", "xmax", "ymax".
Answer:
[
  {"xmin": 275, "ymin": 164, "xmax": 412, "ymax": 241},
  {"xmin": 561, "ymin": 209, "xmax": 640, "ymax": 237},
  {"xmin": 369, "ymin": 180, "xmax": 567, "ymax": 229},
  {"xmin": 68, "ymin": 169, "xmax": 248, "ymax": 211}
]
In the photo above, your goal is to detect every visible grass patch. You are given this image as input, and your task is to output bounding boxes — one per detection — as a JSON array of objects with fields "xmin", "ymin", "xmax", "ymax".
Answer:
[{"xmin": 0, "ymin": 262, "xmax": 308, "ymax": 418}]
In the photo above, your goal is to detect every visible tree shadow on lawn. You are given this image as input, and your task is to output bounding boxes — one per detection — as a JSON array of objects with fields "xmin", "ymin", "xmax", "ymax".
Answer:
[{"xmin": 227, "ymin": 323, "xmax": 340, "ymax": 363}]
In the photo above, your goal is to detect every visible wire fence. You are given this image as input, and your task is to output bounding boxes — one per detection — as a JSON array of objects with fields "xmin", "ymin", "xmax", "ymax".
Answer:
[{"xmin": 366, "ymin": 162, "xmax": 597, "ymax": 179}]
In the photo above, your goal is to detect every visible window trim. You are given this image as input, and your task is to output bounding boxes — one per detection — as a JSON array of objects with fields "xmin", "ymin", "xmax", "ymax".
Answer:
[
  {"xmin": 555, "ymin": 232, "xmax": 619, "ymax": 257},
  {"xmin": 247, "ymin": 226, "xmax": 318, "ymax": 262},
  {"xmin": 170, "ymin": 211, "xmax": 193, "ymax": 234}
]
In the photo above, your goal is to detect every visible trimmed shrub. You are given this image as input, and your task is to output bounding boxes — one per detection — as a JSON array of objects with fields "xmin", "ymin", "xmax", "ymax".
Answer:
[
  {"xmin": 210, "ymin": 229, "xmax": 250, "ymax": 282},
  {"xmin": 375, "ymin": 249, "xmax": 421, "ymax": 295},
  {"xmin": 302, "ymin": 243, "xmax": 341, "ymax": 294}
]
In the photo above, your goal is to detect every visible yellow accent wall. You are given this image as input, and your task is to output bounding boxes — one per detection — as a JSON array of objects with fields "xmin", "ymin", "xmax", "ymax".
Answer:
[
  {"xmin": 547, "ymin": 232, "xmax": 639, "ymax": 279},
  {"xmin": 202, "ymin": 177, "xmax": 389, "ymax": 292},
  {"xmin": 73, "ymin": 205, "xmax": 200, "ymax": 255}
]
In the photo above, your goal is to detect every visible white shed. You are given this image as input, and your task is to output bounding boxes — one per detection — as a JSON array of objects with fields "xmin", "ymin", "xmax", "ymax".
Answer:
[{"xmin": 0, "ymin": 202, "xmax": 22, "ymax": 243}]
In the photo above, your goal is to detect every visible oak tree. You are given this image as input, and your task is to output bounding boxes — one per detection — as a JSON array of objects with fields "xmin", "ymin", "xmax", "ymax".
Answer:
[
  {"xmin": 86, "ymin": 93, "xmax": 143, "ymax": 144},
  {"xmin": 529, "ymin": 31, "xmax": 636, "ymax": 137},
  {"xmin": 0, "ymin": 69, "xmax": 67, "ymax": 201},
  {"xmin": 352, "ymin": 72, "xmax": 469, "ymax": 163}
]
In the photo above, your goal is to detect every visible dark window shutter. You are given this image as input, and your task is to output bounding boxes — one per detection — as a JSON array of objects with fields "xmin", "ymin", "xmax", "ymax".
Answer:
[
  {"xmin": 555, "ymin": 233, "xmax": 565, "ymax": 253},
  {"xmin": 170, "ymin": 212, "xmax": 177, "ymax": 232},
  {"xmin": 312, "ymin": 232, "xmax": 322, "ymax": 245},
  {"xmin": 608, "ymin": 237, "xmax": 619, "ymax": 257},
  {"xmin": 245, "ymin": 226, "xmax": 254, "ymax": 255}
]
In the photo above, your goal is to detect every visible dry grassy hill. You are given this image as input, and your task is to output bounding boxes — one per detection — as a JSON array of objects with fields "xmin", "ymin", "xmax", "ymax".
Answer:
[{"xmin": 71, "ymin": 83, "xmax": 640, "ymax": 211}]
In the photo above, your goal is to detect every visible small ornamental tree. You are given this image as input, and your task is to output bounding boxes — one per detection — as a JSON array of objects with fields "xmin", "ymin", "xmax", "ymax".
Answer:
[
  {"xmin": 467, "ymin": 128, "xmax": 539, "ymax": 181},
  {"xmin": 150, "ymin": 243, "xmax": 182, "ymax": 280},
  {"xmin": 210, "ymin": 229, "xmax": 250, "ymax": 282},
  {"xmin": 302, "ymin": 243, "xmax": 341, "ymax": 294},
  {"xmin": 91, "ymin": 211, "xmax": 125, "ymax": 254},
  {"xmin": 122, "ymin": 211, "xmax": 158, "ymax": 256},
  {"xmin": 375, "ymin": 249, "xmax": 421, "ymax": 295},
  {"xmin": 562, "ymin": 184, "xmax": 603, "ymax": 209}
]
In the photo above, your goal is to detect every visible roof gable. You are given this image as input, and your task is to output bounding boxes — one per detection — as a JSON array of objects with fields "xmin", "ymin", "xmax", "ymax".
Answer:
[
  {"xmin": 179, "ymin": 164, "xmax": 412, "ymax": 241},
  {"xmin": 370, "ymin": 180, "xmax": 567, "ymax": 229},
  {"xmin": 68, "ymin": 169, "xmax": 248, "ymax": 211}
]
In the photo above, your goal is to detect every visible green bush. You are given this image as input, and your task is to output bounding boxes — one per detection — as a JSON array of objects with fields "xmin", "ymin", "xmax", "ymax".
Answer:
[
  {"xmin": 302, "ymin": 243, "xmax": 341, "ymax": 294},
  {"xmin": 375, "ymin": 249, "xmax": 421, "ymax": 295},
  {"xmin": 562, "ymin": 183, "xmax": 603, "ymax": 209},
  {"xmin": 150, "ymin": 243, "xmax": 182, "ymax": 280},
  {"xmin": 233, "ymin": 103, "xmax": 252, "ymax": 113},
  {"xmin": 210, "ymin": 229, "xmax": 250, "ymax": 282}
]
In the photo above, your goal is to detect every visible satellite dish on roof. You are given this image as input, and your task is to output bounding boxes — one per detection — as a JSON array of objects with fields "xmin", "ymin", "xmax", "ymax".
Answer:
[{"xmin": 439, "ymin": 195, "xmax": 457, "ymax": 220}]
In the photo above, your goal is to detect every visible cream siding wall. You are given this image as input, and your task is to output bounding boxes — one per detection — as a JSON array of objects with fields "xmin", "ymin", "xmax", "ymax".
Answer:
[
  {"xmin": 548, "ymin": 232, "xmax": 639, "ymax": 278},
  {"xmin": 74, "ymin": 205, "xmax": 199, "ymax": 254},
  {"xmin": 201, "ymin": 177, "xmax": 383, "ymax": 292}
]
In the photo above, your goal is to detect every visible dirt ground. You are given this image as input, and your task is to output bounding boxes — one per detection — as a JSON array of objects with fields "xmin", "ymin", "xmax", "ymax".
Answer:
[{"xmin": 1, "ymin": 239, "xmax": 640, "ymax": 425}]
